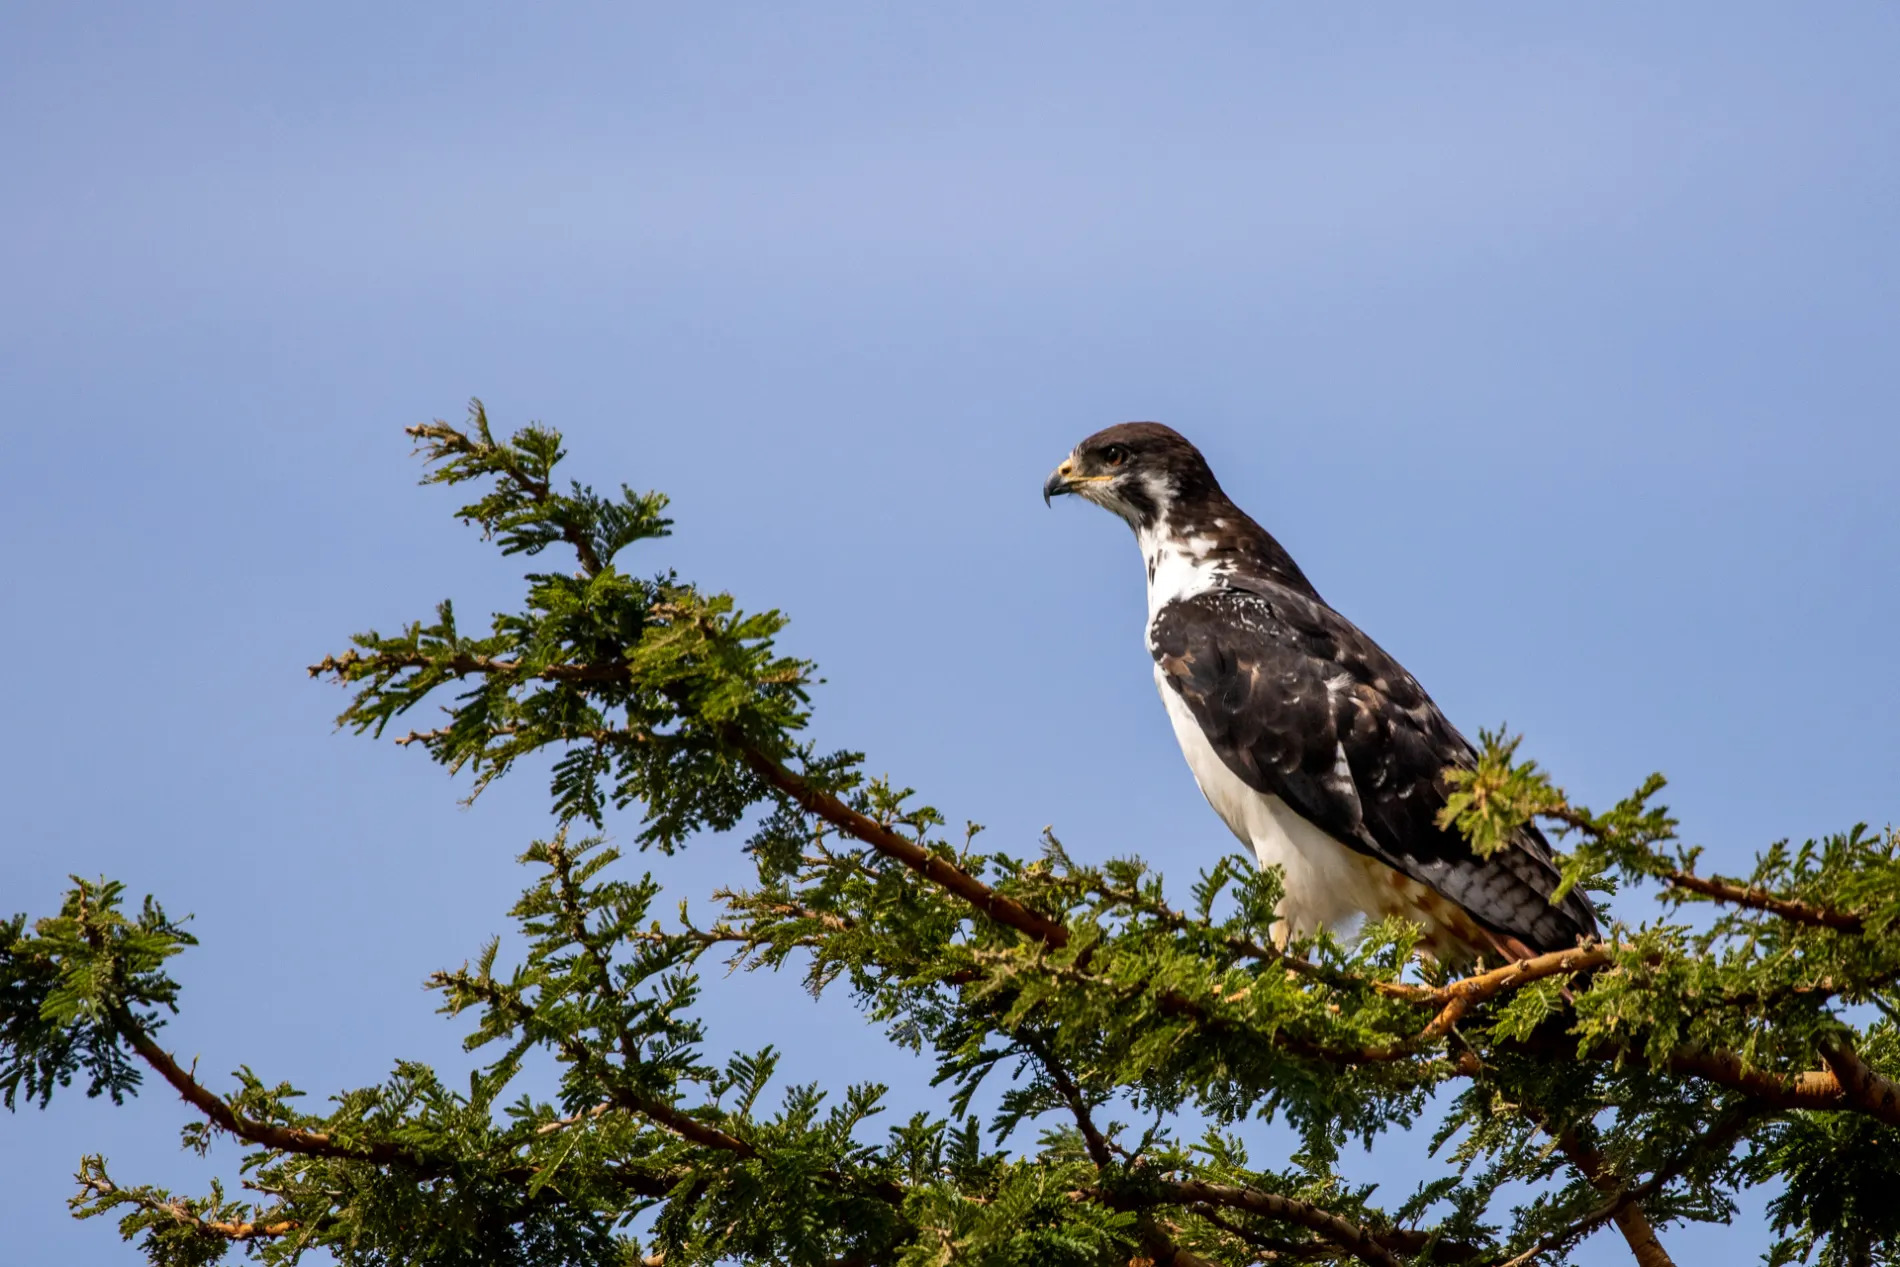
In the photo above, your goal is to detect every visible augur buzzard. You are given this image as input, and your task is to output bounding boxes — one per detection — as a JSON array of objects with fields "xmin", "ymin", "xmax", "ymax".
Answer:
[{"xmin": 1044, "ymin": 423, "xmax": 1597, "ymax": 963}]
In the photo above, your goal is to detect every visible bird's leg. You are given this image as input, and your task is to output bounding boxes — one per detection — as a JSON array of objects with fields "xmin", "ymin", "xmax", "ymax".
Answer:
[{"xmin": 1270, "ymin": 912, "xmax": 1314, "ymax": 960}]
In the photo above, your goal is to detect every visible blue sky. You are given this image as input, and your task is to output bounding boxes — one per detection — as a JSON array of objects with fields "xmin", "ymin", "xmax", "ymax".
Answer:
[{"xmin": 3, "ymin": 5, "xmax": 1897, "ymax": 1263}]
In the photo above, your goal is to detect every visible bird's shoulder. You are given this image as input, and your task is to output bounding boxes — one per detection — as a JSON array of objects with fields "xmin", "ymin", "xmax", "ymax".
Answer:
[{"xmin": 1147, "ymin": 574, "xmax": 1446, "ymax": 738}]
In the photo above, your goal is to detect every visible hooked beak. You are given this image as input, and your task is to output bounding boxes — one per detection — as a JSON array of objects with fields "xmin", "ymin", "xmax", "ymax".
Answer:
[{"xmin": 1043, "ymin": 459, "xmax": 1078, "ymax": 506}]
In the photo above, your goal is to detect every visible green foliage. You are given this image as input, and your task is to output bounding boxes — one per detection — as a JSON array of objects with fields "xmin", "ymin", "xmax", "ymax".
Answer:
[
  {"xmin": 2, "ymin": 881, "xmax": 192, "ymax": 1110},
  {"xmin": 1753, "ymin": 1097, "xmax": 1900, "ymax": 1267},
  {"xmin": 321, "ymin": 404, "xmax": 809, "ymax": 844},
  {"xmin": 7, "ymin": 402, "xmax": 1898, "ymax": 1266}
]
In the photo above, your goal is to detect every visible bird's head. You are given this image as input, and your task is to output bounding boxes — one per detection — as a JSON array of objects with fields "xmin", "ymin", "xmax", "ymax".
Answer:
[{"xmin": 1042, "ymin": 422, "xmax": 1219, "ymax": 531}]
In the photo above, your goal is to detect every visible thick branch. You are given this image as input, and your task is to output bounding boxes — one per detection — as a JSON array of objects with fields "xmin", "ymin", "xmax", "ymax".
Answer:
[
  {"xmin": 1817, "ymin": 1037, "xmax": 1900, "ymax": 1123},
  {"xmin": 1415, "ymin": 945, "xmax": 1613, "ymax": 1040},
  {"xmin": 1651, "ymin": 1045, "xmax": 1891, "ymax": 1121},
  {"xmin": 1187, "ymin": 1204, "xmax": 1344, "ymax": 1261},
  {"xmin": 1550, "ymin": 1128, "xmax": 1675, "ymax": 1267},
  {"xmin": 1477, "ymin": 1027, "xmax": 1898, "ymax": 1128}
]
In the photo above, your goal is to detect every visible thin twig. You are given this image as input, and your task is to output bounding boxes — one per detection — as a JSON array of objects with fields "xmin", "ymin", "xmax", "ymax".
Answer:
[
  {"xmin": 1187, "ymin": 1203, "xmax": 1340, "ymax": 1261},
  {"xmin": 1539, "ymin": 803, "xmax": 1863, "ymax": 932},
  {"xmin": 76, "ymin": 1170, "xmax": 299, "ymax": 1244},
  {"xmin": 1145, "ymin": 1179, "xmax": 1405, "ymax": 1267},
  {"xmin": 407, "ymin": 419, "xmax": 606, "ymax": 576},
  {"xmin": 1663, "ymin": 872, "xmax": 1863, "ymax": 932},
  {"xmin": 1017, "ymin": 1031, "xmax": 1112, "ymax": 1170}
]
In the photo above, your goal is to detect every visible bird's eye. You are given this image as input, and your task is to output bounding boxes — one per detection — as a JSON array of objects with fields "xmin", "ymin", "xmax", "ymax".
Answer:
[{"xmin": 1102, "ymin": 445, "xmax": 1128, "ymax": 467}]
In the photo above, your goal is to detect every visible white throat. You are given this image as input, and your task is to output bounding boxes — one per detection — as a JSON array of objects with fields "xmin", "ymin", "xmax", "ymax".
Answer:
[{"xmin": 1138, "ymin": 518, "xmax": 1228, "ymax": 620}]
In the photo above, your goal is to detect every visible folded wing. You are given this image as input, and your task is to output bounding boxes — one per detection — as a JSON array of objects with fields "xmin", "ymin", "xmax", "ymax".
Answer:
[{"xmin": 1149, "ymin": 584, "xmax": 1597, "ymax": 953}]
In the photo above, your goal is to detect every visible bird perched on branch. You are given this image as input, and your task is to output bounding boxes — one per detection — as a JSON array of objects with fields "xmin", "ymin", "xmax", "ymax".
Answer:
[{"xmin": 1044, "ymin": 423, "xmax": 1598, "ymax": 963}]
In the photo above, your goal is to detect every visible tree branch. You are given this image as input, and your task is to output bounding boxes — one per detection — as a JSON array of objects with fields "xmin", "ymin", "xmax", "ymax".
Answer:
[
  {"xmin": 77, "ymin": 1168, "xmax": 300, "ymax": 1244},
  {"xmin": 611, "ymin": 1084, "xmax": 766, "ymax": 1163},
  {"xmin": 1550, "ymin": 1127, "xmax": 1675, "ymax": 1267},
  {"xmin": 314, "ymin": 646, "xmax": 1071, "ymax": 947},
  {"xmin": 105, "ymin": 1005, "xmax": 415, "ymax": 1166},
  {"xmin": 1177, "ymin": 1194, "xmax": 1492, "ymax": 1265},
  {"xmin": 1650, "ymin": 1045, "xmax": 1893, "ymax": 1123},
  {"xmin": 405, "ymin": 419, "xmax": 607, "ymax": 576},
  {"xmin": 1146, "ymin": 1179, "xmax": 1404, "ymax": 1267},
  {"xmin": 972, "ymin": 935, "xmax": 1899, "ymax": 1127},
  {"xmin": 535, "ymin": 1101, "xmax": 615, "ymax": 1136},
  {"xmin": 1662, "ymin": 872, "xmax": 1863, "ymax": 932},
  {"xmin": 445, "ymin": 959, "xmax": 909, "ymax": 1207},
  {"xmin": 1186, "ymin": 1204, "xmax": 1346, "ymax": 1261},
  {"xmin": 1018, "ymin": 1032, "xmax": 1113, "ymax": 1171},
  {"xmin": 1498, "ymin": 1103, "xmax": 1765, "ymax": 1267},
  {"xmin": 1414, "ymin": 945, "xmax": 1614, "ymax": 1040},
  {"xmin": 1539, "ymin": 803, "xmax": 1864, "ymax": 932},
  {"xmin": 110, "ymin": 988, "xmax": 690, "ymax": 1208},
  {"xmin": 737, "ymin": 746, "xmax": 1072, "ymax": 945},
  {"xmin": 1817, "ymin": 1036, "xmax": 1900, "ymax": 1123}
]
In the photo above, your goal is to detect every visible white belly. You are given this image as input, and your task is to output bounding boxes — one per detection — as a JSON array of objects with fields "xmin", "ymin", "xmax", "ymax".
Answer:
[{"xmin": 1154, "ymin": 666, "xmax": 1397, "ymax": 942}]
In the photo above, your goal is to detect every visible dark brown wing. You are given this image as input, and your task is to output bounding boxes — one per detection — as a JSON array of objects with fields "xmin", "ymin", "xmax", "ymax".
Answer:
[{"xmin": 1149, "ymin": 584, "xmax": 1597, "ymax": 952}]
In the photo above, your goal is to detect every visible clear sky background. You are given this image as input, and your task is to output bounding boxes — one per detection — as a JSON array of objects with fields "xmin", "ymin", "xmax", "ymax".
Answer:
[{"xmin": 3, "ymin": 5, "xmax": 1897, "ymax": 1263}]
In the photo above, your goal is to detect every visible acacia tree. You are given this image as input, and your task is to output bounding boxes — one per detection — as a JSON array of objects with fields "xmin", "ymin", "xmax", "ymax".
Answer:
[{"xmin": 5, "ymin": 406, "xmax": 1898, "ymax": 1267}]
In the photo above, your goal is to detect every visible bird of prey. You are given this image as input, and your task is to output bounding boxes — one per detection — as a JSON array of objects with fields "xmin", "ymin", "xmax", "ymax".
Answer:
[{"xmin": 1044, "ymin": 423, "xmax": 1597, "ymax": 963}]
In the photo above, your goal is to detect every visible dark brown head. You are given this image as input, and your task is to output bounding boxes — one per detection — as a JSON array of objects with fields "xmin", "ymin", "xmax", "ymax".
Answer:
[
  {"xmin": 1042, "ymin": 422, "xmax": 1223, "ymax": 531},
  {"xmin": 1045, "ymin": 422, "xmax": 1320, "ymax": 594}
]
